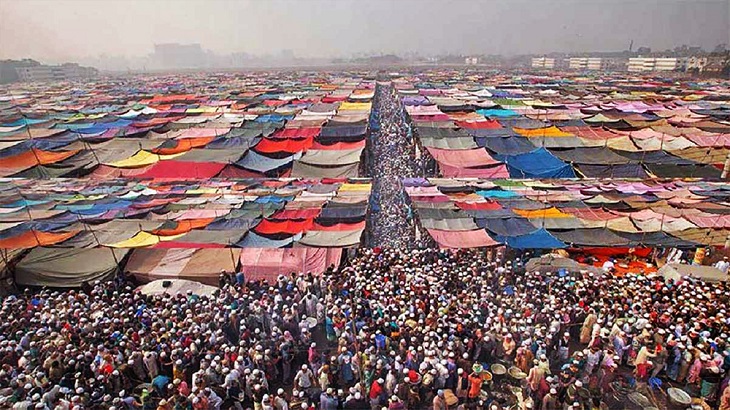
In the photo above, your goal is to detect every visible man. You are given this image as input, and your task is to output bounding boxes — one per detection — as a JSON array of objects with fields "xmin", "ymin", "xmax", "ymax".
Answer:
[
  {"xmin": 432, "ymin": 390, "xmax": 448, "ymax": 410},
  {"xmin": 369, "ymin": 378, "xmax": 384, "ymax": 410},
  {"xmin": 714, "ymin": 257, "xmax": 730, "ymax": 274},
  {"xmin": 294, "ymin": 365, "xmax": 314, "ymax": 393},
  {"xmin": 541, "ymin": 388, "xmax": 558, "ymax": 410}
]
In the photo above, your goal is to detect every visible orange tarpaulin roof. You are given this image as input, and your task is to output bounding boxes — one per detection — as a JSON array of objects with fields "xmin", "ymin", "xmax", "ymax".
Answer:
[
  {"xmin": 151, "ymin": 137, "xmax": 215, "ymax": 155},
  {"xmin": 0, "ymin": 149, "xmax": 80, "ymax": 176},
  {"xmin": 151, "ymin": 219, "xmax": 215, "ymax": 236},
  {"xmin": 254, "ymin": 137, "xmax": 313, "ymax": 154},
  {"xmin": 0, "ymin": 230, "xmax": 79, "ymax": 249}
]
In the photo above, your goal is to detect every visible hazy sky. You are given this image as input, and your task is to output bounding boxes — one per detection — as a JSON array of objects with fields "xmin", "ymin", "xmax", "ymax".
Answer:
[{"xmin": 1, "ymin": 0, "xmax": 728, "ymax": 62}]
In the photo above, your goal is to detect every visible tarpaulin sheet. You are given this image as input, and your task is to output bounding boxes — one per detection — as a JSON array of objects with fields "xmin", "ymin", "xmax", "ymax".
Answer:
[
  {"xmin": 318, "ymin": 204, "xmax": 367, "ymax": 219},
  {"xmin": 616, "ymin": 231, "xmax": 698, "ymax": 248},
  {"xmin": 420, "ymin": 137, "xmax": 478, "ymax": 150},
  {"xmin": 0, "ymin": 149, "xmax": 80, "ymax": 176},
  {"xmin": 499, "ymin": 148, "xmax": 576, "ymax": 178},
  {"xmin": 255, "ymin": 219, "xmax": 314, "ymax": 235},
  {"xmin": 311, "ymin": 220, "xmax": 366, "ymax": 231},
  {"xmin": 515, "ymin": 126, "xmax": 574, "ymax": 138},
  {"xmin": 134, "ymin": 161, "xmax": 226, "ymax": 179},
  {"xmin": 310, "ymin": 140, "xmax": 366, "ymax": 151},
  {"xmin": 291, "ymin": 162, "xmax": 359, "ymax": 178},
  {"xmin": 438, "ymin": 163, "xmax": 510, "ymax": 178},
  {"xmin": 494, "ymin": 228, "xmax": 567, "ymax": 249},
  {"xmin": 427, "ymin": 228, "xmax": 500, "ymax": 248},
  {"xmin": 319, "ymin": 125, "xmax": 367, "ymax": 138},
  {"xmin": 475, "ymin": 136, "xmax": 536, "ymax": 155},
  {"xmin": 427, "ymin": 147, "xmax": 500, "ymax": 168},
  {"xmin": 206, "ymin": 135, "xmax": 262, "ymax": 150},
  {"xmin": 576, "ymin": 164, "xmax": 649, "ymax": 178},
  {"xmin": 236, "ymin": 150, "xmax": 300, "ymax": 172},
  {"xmin": 205, "ymin": 217, "xmax": 259, "ymax": 231},
  {"xmin": 645, "ymin": 164, "xmax": 721, "ymax": 179},
  {"xmin": 105, "ymin": 150, "xmax": 184, "ymax": 168},
  {"xmin": 476, "ymin": 217, "xmax": 537, "ymax": 236},
  {"xmin": 254, "ymin": 137, "xmax": 314, "ymax": 154},
  {"xmin": 298, "ymin": 148, "xmax": 364, "ymax": 166},
  {"xmin": 239, "ymin": 248, "xmax": 342, "ymax": 282},
  {"xmin": 15, "ymin": 248, "xmax": 129, "ymax": 287},
  {"xmin": 236, "ymin": 231, "xmax": 300, "ymax": 248},
  {"xmin": 298, "ymin": 228, "xmax": 365, "ymax": 247},
  {"xmin": 152, "ymin": 137, "xmax": 214, "ymax": 154},
  {"xmin": 124, "ymin": 248, "xmax": 241, "ymax": 286},
  {"xmin": 455, "ymin": 120, "xmax": 502, "ymax": 129},
  {"xmin": 417, "ymin": 127, "xmax": 468, "ymax": 138},
  {"xmin": 551, "ymin": 147, "xmax": 629, "ymax": 164},
  {"xmin": 552, "ymin": 228, "xmax": 630, "ymax": 246},
  {"xmin": 0, "ymin": 230, "xmax": 79, "ymax": 249},
  {"xmin": 154, "ymin": 230, "xmax": 244, "ymax": 246},
  {"xmin": 271, "ymin": 127, "xmax": 321, "ymax": 139},
  {"xmin": 420, "ymin": 218, "xmax": 479, "ymax": 231},
  {"xmin": 173, "ymin": 149, "xmax": 244, "ymax": 163}
]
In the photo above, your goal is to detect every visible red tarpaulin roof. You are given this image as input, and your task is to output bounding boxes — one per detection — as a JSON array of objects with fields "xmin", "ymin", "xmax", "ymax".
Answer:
[
  {"xmin": 254, "ymin": 137, "xmax": 314, "ymax": 154},
  {"xmin": 134, "ymin": 161, "xmax": 226, "ymax": 179},
  {"xmin": 254, "ymin": 218, "xmax": 314, "ymax": 235}
]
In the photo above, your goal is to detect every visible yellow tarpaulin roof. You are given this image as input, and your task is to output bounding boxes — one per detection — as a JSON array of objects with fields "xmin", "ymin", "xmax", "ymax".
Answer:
[
  {"xmin": 338, "ymin": 102, "xmax": 372, "ymax": 111},
  {"xmin": 339, "ymin": 183, "xmax": 372, "ymax": 192},
  {"xmin": 514, "ymin": 126, "xmax": 574, "ymax": 138},
  {"xmin": 106, "ymin": 231, "xmax": 185, "ymax": 248},
  {"xmin": 513, "ymin": 207, "xmax": 573, "ymax": 218},
  {"xmin": 105, "ymin": 150, "xmax": 184, "ymax": 168}
]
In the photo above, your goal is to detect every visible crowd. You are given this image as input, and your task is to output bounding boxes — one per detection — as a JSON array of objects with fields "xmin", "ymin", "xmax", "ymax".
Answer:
[
  {"xmin": 1, "ymin": 248, "xmax": 729, "ymax": 410},
  {"xmin": 366, "ymin": 84, "xmax": 421, "ymax": 248}
]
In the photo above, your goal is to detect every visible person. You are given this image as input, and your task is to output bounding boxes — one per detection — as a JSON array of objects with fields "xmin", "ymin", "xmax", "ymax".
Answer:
[
  {"xmin": 715, "ymin": 257, "xmax": 730, "ymax": 274},
  {"xmin": 433, "ymin": 390, "xmax": 448, "ymax": 410}
]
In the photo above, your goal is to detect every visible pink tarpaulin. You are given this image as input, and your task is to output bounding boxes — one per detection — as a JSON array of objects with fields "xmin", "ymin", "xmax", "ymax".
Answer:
[
  {"xmin": 239, "ymin": 248, "xmax": 342, "ymax": 283},
  {"xmin": 426, "ymin": 147, "xmax": 501, "ymax": 168},
  {"xmin": 134, "ymin": 161, "xmax": 226, "ymax": 179},
  {"xmin": 427, "ymin": 229, "xmax": 500, "ymax": 248},
  {"xmin": 685, "ymin": 213, "xmax": 730, "ymax": 228},
  {"xmin": 439, "ymin": 163, "xmax": 510, "ymax": 178}
]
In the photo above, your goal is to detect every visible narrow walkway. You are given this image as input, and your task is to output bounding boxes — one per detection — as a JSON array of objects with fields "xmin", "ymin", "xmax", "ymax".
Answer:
[{"xmin": 366, "ymin": 82, "xmax": 419, "ymax": 248}]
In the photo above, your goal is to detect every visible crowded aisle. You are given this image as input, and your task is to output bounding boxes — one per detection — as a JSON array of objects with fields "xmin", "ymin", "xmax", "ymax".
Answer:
[
  {"xmin": 366, "ymin": 83, "xmax": 419, "ymax": 249},
  {"xmin": 1, "ymin": 248, "xmax": 728, "ymax": 409}
]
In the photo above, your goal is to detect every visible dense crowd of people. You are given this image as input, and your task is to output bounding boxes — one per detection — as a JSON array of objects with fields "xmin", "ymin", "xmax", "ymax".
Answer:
[
  {"xmin": 1, "ymin": 248, "xmax": 729, "ymax": 410},
  {"xmin": 367, "ymin": 84, "xmax": 420, "ymax": 248}
]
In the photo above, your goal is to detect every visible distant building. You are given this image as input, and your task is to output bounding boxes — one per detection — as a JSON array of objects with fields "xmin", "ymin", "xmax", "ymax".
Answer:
[
  {"xmin": 627, "ymin": 57, "xmax": 678, "ymax": 72},
  {"xmin": 531, "ymin": 57, "xmax": 555, "ymax": 69},
  {"xmin": 152, "ymin": 43, "xmax": 207, "ymax": 69},
  {"xmin": 568, "ymin": 57, "xmax": 603, "ymax": 70},
  {"xmin": 15, "ymin": 63, "xmax": 98, "ymax": 82},
  {"xmin": 464, "ymin": 57, "xmax": 479, "ymax": 65}
]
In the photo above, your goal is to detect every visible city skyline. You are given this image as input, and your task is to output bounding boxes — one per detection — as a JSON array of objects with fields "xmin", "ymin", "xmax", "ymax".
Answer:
[{"xmin": 1, "ymin": 0, "xmax": 728, "ymax": 65}]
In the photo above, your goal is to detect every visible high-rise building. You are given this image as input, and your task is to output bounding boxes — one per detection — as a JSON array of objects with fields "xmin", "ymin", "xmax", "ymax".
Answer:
[{"xmin": 152, "ymin": 43, "xmax": 207, "ymax": 69}]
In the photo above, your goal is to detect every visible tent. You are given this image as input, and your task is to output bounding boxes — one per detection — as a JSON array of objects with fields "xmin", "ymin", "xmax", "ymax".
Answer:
[
  {"xmin": 124, "ymin": 248, "xmax": 241, "ymax": 286},
  {"xmin": 427, "ymin": 228, "xmax": 500, "ymax": 248},
  {"xmin": 15, "ymin": 247, "xmax": 130, "ymax": 287},
  {"xmin": 137, "ymin": 279, "xmax": 219, "ymax": 297},
  {"xmin": 494, "ymin": 228, "xmax": 567, "ymax": 249},
  {"xmin": 659, "ymin": 263, "xmax": 727, "ymax": 283},
  {"xmin": 498, "ymin": 148, "xmax": 576, "ymax": 178},
  {"xmin": 238, "ymin": 248, "xmax": 342, "ymax": 282}
]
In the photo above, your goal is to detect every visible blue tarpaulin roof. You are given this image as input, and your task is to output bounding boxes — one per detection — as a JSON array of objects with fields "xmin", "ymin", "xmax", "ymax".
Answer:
[
  {"xmin": 493, "ymin": 228, "xmax": 567, "ymax": 249},
  {"xmin": 497, "ymin": 148, "xmax": 576, "ymax": 178}
]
